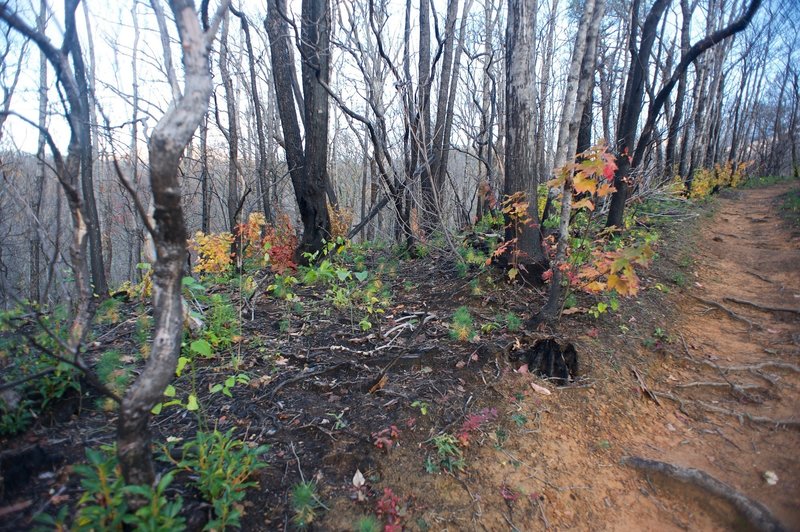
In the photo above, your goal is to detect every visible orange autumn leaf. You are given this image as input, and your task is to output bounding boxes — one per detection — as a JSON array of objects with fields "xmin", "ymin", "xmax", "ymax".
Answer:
[{"xmin": 572, "ymin": 198, "xmax": 595, "ymax": 211}]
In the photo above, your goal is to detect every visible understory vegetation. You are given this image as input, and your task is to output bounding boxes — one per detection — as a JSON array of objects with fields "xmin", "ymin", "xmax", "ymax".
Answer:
[{"xmin": 4, "ymin": 170, "xmax": 791, "ymax": 529}]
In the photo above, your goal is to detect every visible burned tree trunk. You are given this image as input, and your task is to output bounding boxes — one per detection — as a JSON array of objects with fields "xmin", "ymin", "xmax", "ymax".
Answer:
[
  {"xmin": 117, "ymin": 0, "xmax": 229, "ymax": 488},
  {"xmin": 265, "ymin": 0, "xmax": 331, "ymax": 262}
]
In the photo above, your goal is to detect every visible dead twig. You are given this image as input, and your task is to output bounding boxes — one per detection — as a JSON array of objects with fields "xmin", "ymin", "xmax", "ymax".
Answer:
[
  {"xmin": 631, "ymin": 366, "xmax": 662, "ymax": 406},
  {"xmin": 268, "ymin": 362, "xmax": 361, "ymax": 401},
  {"xmin": 621, "ymin": 456, "xmax": 786, "ymax": 532}
]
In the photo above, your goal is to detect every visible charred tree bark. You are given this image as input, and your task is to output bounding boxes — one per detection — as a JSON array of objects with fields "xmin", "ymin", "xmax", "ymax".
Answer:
[
  {"xmin": 632, "ymin": 0, "xmax": 763, "ymax": 174},
  {"xmin": 265, "ymin": 0, "xmax": 331, "ymax": 262},
  {"xmin": 117, "ymin": 0, "xmax": 229, "ymax": 489},
  {"xmin": 503, "ymin": 0, "xmax": 548, "ymax": 275},
  {"xmin": 664, "ymin": 0, "xmax": 695, "ymax": 181},
  {"xmin": 31, "ymin": 0, "xmax": 47, "ymax": 303},
  {"xmin": 605, "ymin": 0, "xmax": 672, "ymax": 228}
]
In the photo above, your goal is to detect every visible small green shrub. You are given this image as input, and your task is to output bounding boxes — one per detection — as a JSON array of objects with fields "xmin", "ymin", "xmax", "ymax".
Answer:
[
  {"xmin": 95, "ymin": 350, "xmax": 130, "ymax": 411},
  {"xmin": 0, "ymin": 397, "xmax": 34, "ymax": 436},
  {"xmin": 69, "ymin": 446, "xmax": 184, "ymax": 532},
  {"xmin": 427, "ymin": 434, "xmax": 465, "ymax": 473},
  {"xmin": 291, "ymin": 481, "xmax": 322, "ymax": 528},
  {"xmin": 167, "ymin": 429, "xmax": 269, "ymax": 529},
  {"xmin": 504, "ymin": 312, "xmax": 522, "ymax": 332},
  {"xmin": 355, "ymin": 515, "xmax": 382, "ymax": 532},
  {"xmin": 450, "ymin": 306, "xmax": 476, "ymax": 342}
]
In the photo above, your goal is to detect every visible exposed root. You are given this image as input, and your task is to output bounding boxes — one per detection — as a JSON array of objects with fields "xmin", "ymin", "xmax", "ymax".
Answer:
[
  {"xmin": 695, "ymin": 400, "xmax": 800, "ymax": 430},
  {"xmin": 676, "ymin": 381, "xmax": 761, "ymax": 391},
  {"xmin": 718, "ymin": 361, "xmax": 800, "ymax": 373},
  {"xmin": 653, "ymin": 391, "xmax": 693, "ymax": 419},
  {"xmin": 689, "ymin": 295, "xmax": 760, "ymax": 329},
  {"xmin": 620, "ymin": 456, "xmax": 786, "ymax": 532},
  {"xmin": 684, "ymin": 358, "xmax": 798, "ymax": 384},
  {"xmin": 723, "ymin": 297, "xmax": 800, "ymax": 316},
  {"xmin": 744, "ymin": 270, "xmax": 780, "ymax": 285}
]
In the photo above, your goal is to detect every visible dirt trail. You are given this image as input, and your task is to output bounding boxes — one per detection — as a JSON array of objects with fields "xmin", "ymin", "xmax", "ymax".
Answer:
[
  {"xmin": 357, "ymin": 184, "xmax": 800, "ymax": 532},
  {"xmin": 622, "ymin": 184, "xmax": 800, "ymax": 528}
]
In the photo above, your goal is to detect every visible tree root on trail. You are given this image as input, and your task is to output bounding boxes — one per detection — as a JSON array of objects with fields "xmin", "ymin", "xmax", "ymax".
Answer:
[
  {"xmin": 716, "ymin": 361, "xmax": 800, "ymax": 373},
  {"xmin": 689, "ymin": 295, "xmax": 760, "ymax": 329},
  {"xmin": 654, "ymin": 391, "xmax": 798, "ymax": 429},
  {"xmin": 683, "ymin": 358, "xmax": 800, "ymax": 384},
  {"xmin": 694, "ymin": 400, "xmax": 800, "ymax": 430},
  {"xmin": 676, "ymin": 381, "xmax": 763, "ymax": 393},
  {"xmin": 723, "ymin": 297, "xmax": 800, "ymax": 316},
  {"xmin": 744, "ymin": 270, "xmax": 781, "ymax": 286},
  {"xmin": 620, "ymin": 456, "xmax": 786, "ymax": 532}
]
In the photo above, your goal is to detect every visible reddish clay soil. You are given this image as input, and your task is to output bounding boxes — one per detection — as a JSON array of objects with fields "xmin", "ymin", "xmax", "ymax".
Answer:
[
  {"xmin": 1, "ymin": 183, "xmax": 797, "ymax": 531},
  {"xmin": 324, "ymin": 184, "xmax": 800, "ymax": 531}
]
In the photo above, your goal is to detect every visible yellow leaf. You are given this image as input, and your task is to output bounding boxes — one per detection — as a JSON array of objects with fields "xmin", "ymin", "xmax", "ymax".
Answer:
[
  {"xmin": 607, "ymin": 274, "xmax": 625, "ymax": 293},
  {"xmin": 572, "ymin": 198, "xmax": 595, "ymax": 211},
  {"xmin": 573, "ymin": 172, "xmax": 597, "ymax": 194},
  {"xmin": 508, "ymin": 267, "xmax": 519, "ymax": 281},
  {"xmin": 584, "ymin": 281, "xmax": 606, "ymax": 292}
]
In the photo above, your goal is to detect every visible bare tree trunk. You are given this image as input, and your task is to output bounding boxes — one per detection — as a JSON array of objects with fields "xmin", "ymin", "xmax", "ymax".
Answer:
[
  {"xmin": 435, "ymin": 0, "xmax": 474, "ymax": 223},
  {"xmin": 541, "ymin": 0, "xmax": 604, "ymax": 321},
  {"xmin": 118, "ymin": 0, "xmax": 228, "ymax": 489},
  {"xmin": 66, "ymin": 2, "xmax": 106, "ymax": 295},
  {"xmin": 605, "ymin": 0, "xmax": 672, "ymax": 228},
  {"xmin": 200, "ymin": 114, "xmax": 210, "ymax": 232},
  {"xmin": 30, "ymin": 0, "xmax": 47, "ymax": 303},
  {"xmin": 231, "ymin": 7, "xmax": 271, "ymax": 222},
  {"xmin": 633, "ymin": 0, "xmax": 763, "ymax": 174},
  {"xmin": 790, "ymin": 70, "xmax": 800, "ymax": 178},
  {"xmin": 425, "ymin": 0, "xmax": 459, "ymax": 228},
  {"xmin": 504, "ymin": 0, "xmax": 548, "ymax": 275},
  {"xmin": 220, "ymin": 11, "xmax": 240, "ymax": 232},
  {"xmin": 130, "ymin": 0, "xmax": 144, "ymax": 274},
  {"xmin": 664, "ymin": 0, "xmax": 695, "ymax": 181}
]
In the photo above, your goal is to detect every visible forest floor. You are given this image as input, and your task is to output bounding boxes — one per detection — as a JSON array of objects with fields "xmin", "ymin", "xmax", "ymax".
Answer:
[{"xmin": 1, "ymin": 181, "xmax": 798, "ymax": 531}]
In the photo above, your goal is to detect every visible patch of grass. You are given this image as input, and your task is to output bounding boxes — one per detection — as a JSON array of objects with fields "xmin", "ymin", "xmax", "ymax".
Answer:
[
  {"xmin": 671, "ymin": 271, "xmax": 687, "ymax": 287},
  {"xmin": 780, "ymin": 188, "xmax": 800, "ymax": 225},
  {"xmin": 504, "ymin": 312, "xmax": 522, "ymax": 332},
  {"xmin": 741, "ymin": 175, "xmax": 793, "ymax": 189}
]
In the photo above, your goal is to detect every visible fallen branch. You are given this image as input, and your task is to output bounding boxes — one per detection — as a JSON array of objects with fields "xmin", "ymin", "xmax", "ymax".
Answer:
[
  {"xmin": 620, "ymin": 456, "xmax": 785, "ymax": 532},
  {"xmin": 268, "ymin": 362, "xmax": 364, "ymax": 401},
  {"xmin": 723, "ymin": 297, "xmax": 800, "ymax": 316}
]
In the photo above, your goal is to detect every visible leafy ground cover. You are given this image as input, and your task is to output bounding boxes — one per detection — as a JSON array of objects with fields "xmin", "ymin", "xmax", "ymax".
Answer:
[{"xmin": 1, "ymin": 178, "xmax": 798, "ymax": 531}]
